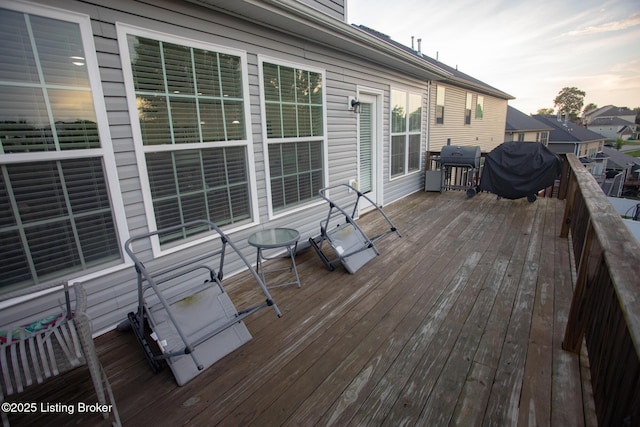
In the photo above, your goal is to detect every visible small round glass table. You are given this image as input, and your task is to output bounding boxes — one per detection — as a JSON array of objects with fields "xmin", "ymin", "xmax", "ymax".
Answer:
[{"xmin": 248, "ymin": 228, "xmax": 301, "ymax": 289}]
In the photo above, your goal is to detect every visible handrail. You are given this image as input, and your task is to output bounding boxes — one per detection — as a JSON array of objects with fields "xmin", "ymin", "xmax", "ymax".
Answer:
[{"xmin": 559, "ymin": 153, "xmax": 640, "ymax": 426}]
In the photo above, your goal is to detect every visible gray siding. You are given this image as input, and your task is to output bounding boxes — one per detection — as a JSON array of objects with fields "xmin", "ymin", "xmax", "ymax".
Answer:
[
  {"xmin": 7, "ymin": 0, "xmax": 428, "ymax": 333},
  {"xmin": 297, "ymin": 0, "xmax": 346, "ymax": 21}
]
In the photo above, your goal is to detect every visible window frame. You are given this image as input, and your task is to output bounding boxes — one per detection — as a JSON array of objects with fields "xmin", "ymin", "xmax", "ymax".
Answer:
[
  {"xmin": 0, "ymin": 1, "xmax": 129, "ymax": 291},
  {"xmin": 258, "ymin": 55, "xmax": 328, "ymax": 220},
  {"xmin": 117, "ymin": 24, "xmax": 259, "ymax": 257},
  {"xmin": 435, "ymin": 85, "xmax": 445, "ymax": 125},
  {"xmin": 464, "ymin": 93, "xmax": 472, "ymax": 125},
  {"xmin": 476, "ymin": 95, "xmax": 484, "ymax": 119},
  {"xmin": 390, "ymin": 87, "xmax": 423, "ymax": 180}
]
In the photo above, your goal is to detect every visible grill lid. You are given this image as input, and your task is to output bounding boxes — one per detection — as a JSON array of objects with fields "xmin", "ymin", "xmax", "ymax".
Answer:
[{"xmin": 439, "ymin": 145, "xmax": 481, "ymax": 168}]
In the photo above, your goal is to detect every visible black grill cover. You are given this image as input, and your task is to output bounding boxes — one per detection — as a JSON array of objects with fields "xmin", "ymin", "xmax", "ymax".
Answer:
[{"xmin": 479, "ymin": 141, "xmax": 562, "ymax": 200}]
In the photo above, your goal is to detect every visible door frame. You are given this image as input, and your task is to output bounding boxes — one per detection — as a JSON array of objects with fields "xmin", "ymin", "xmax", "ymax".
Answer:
[{"xmin": 357, "ymin": 87, "xmax": 384, "ymax": 208}]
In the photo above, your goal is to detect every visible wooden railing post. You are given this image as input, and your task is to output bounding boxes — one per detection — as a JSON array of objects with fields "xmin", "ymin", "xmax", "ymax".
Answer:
[{"xmin": 562, "ymin": 219, "xmax": 595, "ymax": 353}]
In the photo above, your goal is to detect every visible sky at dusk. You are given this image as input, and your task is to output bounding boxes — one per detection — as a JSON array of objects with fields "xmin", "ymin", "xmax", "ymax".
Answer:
[{"xmin": 347, "ymin": 0, "xmax": 640, "ymax": 115}]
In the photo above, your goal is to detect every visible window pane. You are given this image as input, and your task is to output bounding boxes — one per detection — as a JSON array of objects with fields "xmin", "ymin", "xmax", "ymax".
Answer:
[
  {"xmin": 465, "ymin": 93, "xmax": 472, "ymax": 125},
  {"xmin": 391, "ymin": 135, "xmax": 405, "ymax": 177},
  {"xmin": 147, "ymin": 147, "xmax": 250, "ymax": 244},
  {"xmin": 391, "ymin": 89, "xmax": 406, "ymax": 133},
  {"xmin": 30, "ymin": 15, "xmax": 89, "ymax": 87},
  {"xmin": 262, "ymin": 63, "xmax": 280, "ymax": 102},
  {"xmin": 1, "ymin": 160, "xmax": 119, "ymax": 290},
  {"xmin": 138, "ymin": 95, "xmax": 172, "ymax": 145},
  {"xmin": 199, "ymin": 98, "xmax": 225, "ymax": 141},
  {"xmin": 0, "ymin": 11, "xmax": 99, "ymax": 154},
  {"xmin": 164, "ymin": 42, "xmax": 194, "ymax": 95},
  {"xmin": 0, "ymin": 86, "xmax": 53, "ymax": 153},
  {"xmin": 49, "ymin": 89, "xmax": 100, "ymax": 150},
  {"xmin": 476, "ymin": 95, "xmax": 484, "ymax": 119},
  {"xmin": 279, "ymin": 67, "xmax": 295, "ymax": 103},
  {"xmin": 269, "ymin": 140, "xmax": 323, "ymax": 211},
  {"xmin": 408, "ymin": 93, "xmax": 421, "ymax": 132},
  {"xmin": 223, "ymin": 100, "xmax": 245, "ymax": 140},
  {"xmin": 436, "ymin": 86, "xmax": 445, "ymax": 125},
  {"xmin": 219, "ymin": 54, "xmax": 243, "ymax": 98},
  {"xmin": 128, "ymin": 36, "xmax": 164, "ymax": 93},
  {"xmin": 0, "ymin": 10, "xmax": 39, "ymax": 83},
  {"xmin": 408, "ymin": 134, "xmax": 421, "ymax": 172},
  {"xmin": 169, "ymin": 97, "xmax": 199, "ymax": 144}
]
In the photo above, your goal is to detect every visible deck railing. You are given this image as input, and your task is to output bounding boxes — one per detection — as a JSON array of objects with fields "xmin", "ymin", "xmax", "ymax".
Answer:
[{"xmin": 559, "ymin": 153, "xmax": 640, "ymax": 426}]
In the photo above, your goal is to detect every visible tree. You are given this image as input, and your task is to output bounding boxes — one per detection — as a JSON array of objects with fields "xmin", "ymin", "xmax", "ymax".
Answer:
[
  {"xmin": 583, "ymin": 102, "xmax": 598, "ymax": 116},
  {"xmin": 553, "ymin": 87, "xmax": 585, "ymax": 122},
  {"xmin": 537, "ymin": 108, "xmax": 554, "ymax": 115}
]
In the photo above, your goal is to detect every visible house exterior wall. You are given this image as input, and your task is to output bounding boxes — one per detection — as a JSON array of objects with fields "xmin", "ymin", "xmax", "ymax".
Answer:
[
  {"xmin": 587, "ymin": 124, "xmax": 626, "ymax": 140},
  {"xmin": 505, "ymin": 130, "xmax": 543, "ymax": 143},
  {"xmin": 297, "ymin": 0, "xmax": 346, "ymax": 21},
  {"xmin": 0, "ymin": 0, "xmax": 430, "ymax": 332},
  {"xmin": 428, "ymin": 82, "xmax": 507, "ymax": 153}
]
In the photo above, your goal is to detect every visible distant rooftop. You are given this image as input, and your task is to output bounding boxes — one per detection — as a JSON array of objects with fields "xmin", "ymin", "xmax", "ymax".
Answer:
[
  {"xmin": 506, "ymin": 106, "xmax": 553, "ymax": 132},
  {"xmin": 533, "ymin": 114, "xmax": 606, "ymax": 143}
]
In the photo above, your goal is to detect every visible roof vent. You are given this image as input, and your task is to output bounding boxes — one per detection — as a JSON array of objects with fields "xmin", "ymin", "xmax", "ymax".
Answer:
[{"xmin": 417, "ymin": 38, "xmax": 422, "ymax": 56}]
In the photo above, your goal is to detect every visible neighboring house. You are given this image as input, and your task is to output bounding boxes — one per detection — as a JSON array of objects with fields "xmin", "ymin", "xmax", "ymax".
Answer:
[
  {"xmin": 1, "ymin": 0, "xmax": 514, "ymax": 332},
  {"xmin": 588, "ymin": 117, "xmax": 636, "ymax": 140},
  {"xmin": 583, "ymin": 105, "xmax": 636, "ymax": 126},
  {"xmin": 533, "ymin": 114, "xmax": 607, "ymax": 177},
  {"xmin": 504, "ymin": 105, "xmax": 553, "ymax": 145},
  {"xmin": 601, "ymin": 146, "xmax": 640, "ymax": 197},
  {"xmin": 354, "ymin": 25, "xmax": 514, "ymax": 153}
]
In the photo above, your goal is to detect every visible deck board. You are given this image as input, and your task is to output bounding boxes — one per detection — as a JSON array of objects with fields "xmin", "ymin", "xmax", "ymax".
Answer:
[{"xmin": 5, "ymin": 191, "xmax": 597, "ymax": 426}]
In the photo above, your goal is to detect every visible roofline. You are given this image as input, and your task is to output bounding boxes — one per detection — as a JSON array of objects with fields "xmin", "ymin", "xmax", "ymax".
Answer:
[
  {"xmin": 186, "ymin": 0, "xmax": 452, "ymax": 81},
  {"xmin": 353, "ymin": 24, "xmax": 513, "ymax": 100}
]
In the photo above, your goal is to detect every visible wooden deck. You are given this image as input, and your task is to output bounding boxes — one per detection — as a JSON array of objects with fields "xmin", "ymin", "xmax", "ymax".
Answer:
[{"xmin": 8, "ymin": 190, "xmax": 597, "ymax": 426}]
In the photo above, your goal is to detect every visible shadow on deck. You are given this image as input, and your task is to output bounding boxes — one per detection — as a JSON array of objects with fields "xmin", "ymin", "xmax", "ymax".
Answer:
[{"xmin": 7, "ymin": 190, "xmax": 597, "ymax": 426}]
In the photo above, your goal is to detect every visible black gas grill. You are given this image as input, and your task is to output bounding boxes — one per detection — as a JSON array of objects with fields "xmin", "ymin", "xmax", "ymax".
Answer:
[{"xmin": 437, "ymin": 145, "xmax": 481, "ymax": 198}]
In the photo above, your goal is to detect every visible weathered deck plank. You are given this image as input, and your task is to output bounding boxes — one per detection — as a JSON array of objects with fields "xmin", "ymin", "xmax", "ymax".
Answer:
[{"xmin": 5, "ymin": 191, "xmax": 597, "ymax": 427}]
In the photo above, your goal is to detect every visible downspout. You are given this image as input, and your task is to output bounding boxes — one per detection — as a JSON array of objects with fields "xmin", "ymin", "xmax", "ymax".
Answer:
[{"xmin": 426, "ymin": 81, "xmax": 431, "ymax": 159}]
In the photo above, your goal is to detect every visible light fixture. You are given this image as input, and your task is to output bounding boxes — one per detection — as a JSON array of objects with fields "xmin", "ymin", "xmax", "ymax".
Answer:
[{"xmin": 348, "ymin": 96, "xmax": 361, "ymax": 114}]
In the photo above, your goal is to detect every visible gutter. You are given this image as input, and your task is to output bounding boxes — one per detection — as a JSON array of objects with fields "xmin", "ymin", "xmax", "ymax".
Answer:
[{"xmin": 186, "ymin": 0, "xmax": 452, "ymax": 81}]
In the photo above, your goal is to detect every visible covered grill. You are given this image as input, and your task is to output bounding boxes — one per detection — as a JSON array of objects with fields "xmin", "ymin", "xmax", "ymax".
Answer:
[
  {"xmin": 479, "ymin": 141, "xmax": 562, "ymax": 202},
  {"xmin": 437, "ymin": 145, "xmax": 481, "ymax": 198}
]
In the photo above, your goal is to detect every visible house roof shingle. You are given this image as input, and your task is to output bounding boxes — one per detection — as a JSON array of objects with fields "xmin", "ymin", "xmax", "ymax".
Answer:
[
  {"xmin": 533, "ymin": 114, "xmax": 606, "ymax": 143},
  {"xmin": 505, "ymin": 106, "xmax": 552, "ymax": 132},
  {"xmin": 589, "ymin": 116, "xmax": 635, "ymax": 126}
]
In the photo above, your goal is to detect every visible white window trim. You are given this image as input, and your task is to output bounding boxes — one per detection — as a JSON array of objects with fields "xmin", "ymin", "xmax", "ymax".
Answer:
[
  {"xmin": 0, "ymin": 1, "xmax": 132, "ymax": 280},
  {"xmin": 389, "ymin": 86, "xmax": 424, "ymax": 181},
  {"xmin": 257, "ymin": 55, "xmax": 329, "ymax": 220},
  {"xmin": 117, "ymin": 23, "xmax": 259, "ymax": 258}
]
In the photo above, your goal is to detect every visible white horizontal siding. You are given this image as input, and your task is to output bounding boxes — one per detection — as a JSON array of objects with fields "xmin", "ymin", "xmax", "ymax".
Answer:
[{"xmin": 429, "ymin": 83, "xmax": 508, "ymax": 153}]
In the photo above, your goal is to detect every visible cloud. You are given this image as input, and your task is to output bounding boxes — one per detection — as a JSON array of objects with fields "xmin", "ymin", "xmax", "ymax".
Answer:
[{"xmin": 562, "ymin": 13, "xmax": 640, "ymax": 36}]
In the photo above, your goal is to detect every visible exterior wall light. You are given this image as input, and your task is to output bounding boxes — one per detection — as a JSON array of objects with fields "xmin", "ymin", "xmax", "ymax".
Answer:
[{"xmin": 348, "ymin": 96, "xmax": 361, "ymax": 114}]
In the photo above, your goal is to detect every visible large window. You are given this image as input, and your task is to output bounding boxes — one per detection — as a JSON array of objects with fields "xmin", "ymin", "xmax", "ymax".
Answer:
[
  {"xmin": 391, "ymin": 89, "xmax": 422, "ymax": 177},
  {"xmin": 122, "ymin": 29, "xmax": 253, "ymax": 245},
  {"xmin": 0, "ymin": 6, "xmax": 121, "ymax": 292},
  {"xmin": 435, "ymin": 86, "xmax": 445, "ymax": 125},
  {"xmin": 261, "ymin": 60, "xmax": 325, "ymax": 214}
]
